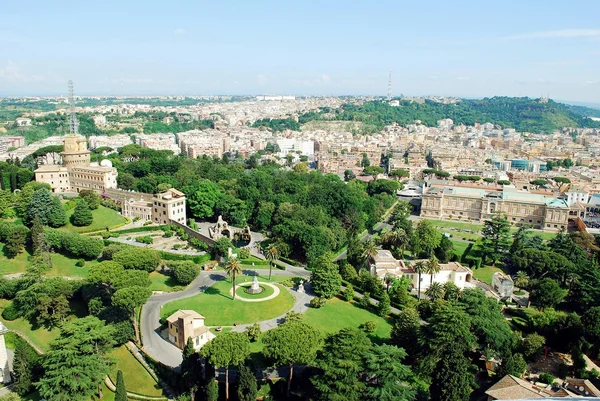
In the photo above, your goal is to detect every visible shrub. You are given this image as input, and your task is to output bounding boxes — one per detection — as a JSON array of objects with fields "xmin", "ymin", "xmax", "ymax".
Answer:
[
  {"xmin": 358, "ymin": 292, "xmax": 372, "ymax": 310},
  {"xmin": 360, "ymin": 321, "xmax": 376, "ymax": 333},
  {"xmin": 464, "ymin": 255, "xmax": 482, "ymax": 269},
  {"xmin": 238, "ymin": 248, "xmax": 250, "ymax": 260},
  {"xmin": 135, "ymin": 235, "xmax": 153, "ymax": 244},
  {"xmin": 310, "ymin": 297, "xmax": 327, "ymax": 308},
  {"xmin": 163, "ymin": 230, "xmax": 173, "ymax": 238},
  {"xmin": 101, "ymin": 243, "xmax": 127, "ymax": 260},
  {"xmin": 75, "ymin": 259, "xmax": 85, "ymax": 267},
  {"xmin": 245, "ymin": 323, "xmax": 261, "ymax": 342},
  {"xmin": 173, "ymin": 244, "xmax": 183, "ymax": 250},
  {"xmin": 188, "ymin": 237, "xmax": 208, "ymax": 251},
  {"xmin": 538, "ymin": 372, "xmax": 555, "ymax": 385},
  {"xmin": 2, "ymin": 302, "xmax": 21, "ymax": 321},
  {"xmin": 342, "ymin": 285, "xmax": 354, "ymax": 301},
  {"xmin": 143, "ymin": 220, "xmax": 153, "ymax": 226},
  {"xmin": 71, "ymin": 201, "xmax": 93, "ymax": 227},
  {"xmin": 113, "ymin": 248, "xmax": 161, "ymax": 272},
  {"xmin": 172, "ymin": 261, "xmax": 200, "ymax": 285},
  {"xmin": 44, "ymin": 228, "xmax": 104, "ymax": 259}
]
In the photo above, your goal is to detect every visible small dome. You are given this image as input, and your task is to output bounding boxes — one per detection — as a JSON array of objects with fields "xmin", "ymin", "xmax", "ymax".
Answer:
[{"xmin": 100, "ymin": 159, "xmax": 113, "ymax": 167}]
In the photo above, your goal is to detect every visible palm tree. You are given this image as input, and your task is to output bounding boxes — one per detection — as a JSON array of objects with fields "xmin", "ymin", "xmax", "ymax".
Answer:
[
  {"xmin": 413, "ymin": 260, "xmax": 426, "ymax": 300},
  {"xmin": 362, "ymin": 239, "xmax": 379, "ymax": 268},
  {"xmin": 426, "ymin": 256, "xmax": 441, "ymax": 285},
  {"xmin": 514, "ymin": 271, "xmax": 529, "ymax": 291},
  {"xmin": 394, "ymin": 228, "xmax": 410, "ymax": 259},
  {"xmin": 384, "ymin": 272, "xmax": 395, "ymax": 293},
  {"xmin": 425, "ymin": 282, "xmax": 444, "ymax": 301},
  {"xmin": 264, "ymin": 245, "xmax": 279, "ymax": 280},
  {"xmin": 225, "ymin": 258, "xmax": 243, "ymax": 300}
]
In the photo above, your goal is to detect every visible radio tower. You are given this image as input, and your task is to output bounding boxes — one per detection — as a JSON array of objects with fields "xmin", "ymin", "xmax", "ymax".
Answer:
[
  {"xmin": 68, "ymin": 80, "xmax": 79, "ymax": 135},
  {"xmin": 387, "ymin": 70, "xmax": 392, "ymax": 101}
]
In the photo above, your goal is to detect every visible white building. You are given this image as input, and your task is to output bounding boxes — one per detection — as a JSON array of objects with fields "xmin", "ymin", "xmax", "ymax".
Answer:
[
  {"xmin": 369, "ymin": 249, "xmax": 405, "ymax": 278},
  {"xmin": 402, "ymin": 260, "xmax": 474, "ymax": 291}
]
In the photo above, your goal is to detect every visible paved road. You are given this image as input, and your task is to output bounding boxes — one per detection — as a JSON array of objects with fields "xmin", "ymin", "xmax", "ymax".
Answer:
[{"xmin": 141, "ymin": 268, "xmax": 310, "ymax": 367}]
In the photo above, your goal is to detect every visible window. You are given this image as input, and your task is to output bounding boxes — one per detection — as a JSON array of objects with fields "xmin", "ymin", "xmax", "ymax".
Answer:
[{"xmin": 195, "ymin": 337, "xmax": 199, "ymax": 346}]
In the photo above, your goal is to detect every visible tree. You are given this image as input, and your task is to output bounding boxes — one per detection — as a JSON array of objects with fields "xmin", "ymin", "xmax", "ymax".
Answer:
[
  {"xmin": 181, "ymin": 337, "xmax": 202, "ymax": 401},
  {"xmin": 362, "ymin": 165, "xmax": 385, "ymax": 177},
  {"xmin": 201, "ymin": 332, "xmax": 250, "ymax": 401},
  {"xmin": 213, "ymin": 237, "xmax": 233, "ymax": 259},
  {"xmin": 112, "ymin": 286, "xmax": 152, "ymax": 344},
  {"xmin": 264, "ymin": 244, "xmax": 279, "ymax": 280},
  {"xmin": 376, "ymin": 291, "xmax": 391, "ymax": 317},
  {"xmin": 497, "ymin": 353, "xmax": 527, "ymax": 378},
  {"xmin": 389, "ymin": 168, "xmax": 410, "ymax": 180},
  {"xmin": 344, "ymin": 169, "xmax": 356, "ymax": 181},
  {"xmin": 36, "ymin": 316, "xmax": 115, "ymax": 401},
  {"xmin": 30, "ymin": 217, "xmax": 45, "ymax": 255},
  {"xmin": 236, "ymin": 364, "xmax": 257, "ymax": 401},
  {"xmin": 361, "ymin": 153, "xmax": 371, "ymax": 167},
  {"xmin": 48, "ymin": 197, "xmax": 66, "ymax": 228},
  {"xmin": 71, "ymin": 200, "xmax": 93, "ymax": 227},
  {"xmin": 434, "ymin": 235, "xmax": 454, "ymax": 263},
  {"xmin": 481, "ymin": 214, "xmax": 511, "ymax": 265},
  {"xmin": 12, "ymin": 336, "xmax": 42, "ymax": 396},
  {"xmin": 426, "ymin": 256, "xmax": 441, "ymax": 285},
  {"xmin": 413, "ymin": 260, "xmax": 426, "ymax": 300},
  {"xmin": 515, "ymin": 271, "xmax": 529, "ymax": 290},
  {"xmin": 529, "ymin": 278, "xmax": 565, "ymax": 310},
  {"xmin": 429, "ymin": 347, "xmax": 475, "ymax": 401},
  {"xmin": 113, "ymin": 248, "xmax": 161, "ymax": 272},
  {"xmin": 172, "ymin": 261, "xmax": 200, "ymax": 285},
  {"xmin": 364, "ymin": 344, "xmax": 416, "ymax": 401},
  {"xmin": 312, "ymin": 327, "xmax": 371, "ymax": 401},
  {"xmin": 362, "ymin": 239, "xmax": 379, "ymax": 267},
  {"xmin": 79, "ymin": 190, "xmax": 100, "ymax": 210},
  {"xmin": 522, "ymin": 333, "xmax": 546, "ymax": 360},
  {"xmin": 391, "ymin": 308, "xmax": 421, "ymax": 359},
  {"xmin": 262, "ymin": 321, "xmax": 321, "ymax": 397},
  {"xmin": 5, "ymin": 226, "xmax": 29, "ymax": 258},
  {"xmin": 530, "ymin": 179, "xmax": 547, "ymax": 189},
  {"xmin": 225, "ymin": 258, "xmax": 242, "ymax": 300},
  {"xmin": 25, "ymin": 188, "xmax": 54, "ymax": 226},
  {"xmin": 583, "ymin": 306, "xmax": 600, "ymax": 356},
  {"xmin": 115, "ymin": 370, "xmax": 127, "ymax": 401},
  {"xmin": 425, "ymin": 282, "xmax": 444, "ymax": 301},
  {"xmin": 412, "ymin": 220, "xmax": 441, "ymax": 258},
  {"xmin": 185, "ymin": 180, "xmax": 223, "ymax": 219},
  {"xmin": 310, "ymin": 252, "xmax": 342, "ymax": 299},
  {"xmin": 554, "ymin": 176, "xmax": 571, "ymax": 190}
]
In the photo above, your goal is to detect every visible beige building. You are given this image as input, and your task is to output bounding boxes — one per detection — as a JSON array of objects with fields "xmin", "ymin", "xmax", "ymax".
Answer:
[
  {"xmin": 34, "ymin": 134, "xmax": 118, "ymax": 194},
  {"xmin": 166, "ymin": 310, "xmax": 215, "ymax": 351},
  {"xmin": 421, "ymin": 186, "xmax": 569, "ymax": 230},
  {"xmin": 152, "ymin": 188, "xmax": 187, "ymax": 225}
]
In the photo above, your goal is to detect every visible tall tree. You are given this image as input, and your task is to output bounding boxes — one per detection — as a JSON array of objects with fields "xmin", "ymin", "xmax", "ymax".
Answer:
[
  {"xmin": 362, "ymin": 240, "xmax": 379, "ymax": 267},
  {"xmin": 201, "ymin": 332, "xmax": 250, "ymax": 401},
  {"xmin": 25, "ymin": 188, "xmax": 53, "ymax": 226},
  {"xmin": 115, "ymin": 370, "xmax": 127, "ymax": 401},
  {"xmin": 71, "ymin": 200, "xmax": 93, "ymax": 227},
  {"xmin": 429, "ymin": 347, "xmax": 475, "ymax": 401},
  {"xmin": 391, "ymin": 308, "xmax": 421, "ymax": 359},
  {"xmin": 310, "ymin": 252, "xmax": 342, "ymax": 299},
  {"xmin": 425, "ymin": 282, "xmax": 444, "ymax": 301},
  {"xmin": 12, "ymin": 336, "xmax": 42, "ymax": 396},
  {"xmin": 181, "ymin": 337, "xmax": 202, "ymax": 401},
  {"xmin": 264, "ymin": 244, "xmax": 279, "ymax": 280},
  {"xmin": 412, "ymin": 220, "xmax": 441, "ymax": 258},
  {"xmin": 364, "ymin": 344, "xmax": 417, "ymax": 401},
  {"xmin": 225, "ymin": 258, "xmax": 242, "ymax": 301},
  {"xmin": 426, "ymin": 256, "xmax": 441, "ymax": 285},
  {"xmin": 481, "ymin": 214, "xmax": 511, "ymax": 265},
  {"xmin": 112, "ymin": 286, "xmax": 152, "ymax": 344},
  {"xmin": 29, "ymin": 216, "xmax": 45, "ymax": 255},
  {"xmin": 236, "ymin": 364, "xmax": 257, "ymax": 401},
  {"xmin": 48, "ymin": 196, "xmax": 66, "ymax": 228},
  {"xmin": 262, "ymin": 321, "xmax": 322, "ymax": 397},
  {"xmin": 36, "ymin": 316, "xmax": 115, "ymax": 401},
  {"xmin": 311, "ymin": 327, "xmax": 371, "ymax": 401},
  {"xmin": 413, "ymin": 260, "xmax": 426, "ymax": 300}
]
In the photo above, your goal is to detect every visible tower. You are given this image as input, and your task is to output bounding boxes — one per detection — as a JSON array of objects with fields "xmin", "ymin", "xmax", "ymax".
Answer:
[
  {"xmin": 387, "ymin": 70, "xmax": 392, "ymax": 101},
  {"xmin": 61, "ymin": 81, "xmax": 90, "ymax": 168}
]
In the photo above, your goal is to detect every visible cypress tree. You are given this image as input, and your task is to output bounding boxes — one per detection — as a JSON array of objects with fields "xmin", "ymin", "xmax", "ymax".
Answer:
[
  {"xmin": 115, "ymin": 370, "xmax": 127, "ymax": 401},
  {"xmin": 236, "ymin": 364, "xmax": 257, "ymax": 401},
  {"xmin": 71, "ymin": 200, "xmax": 93, "ymax": 227},
  {"xmin": 30, "ymin": 216, "xmax": 45, "ymax": 255},
  {"xmin": 48, "ymin": 197, "xmax": 67, "ymax": 228}
]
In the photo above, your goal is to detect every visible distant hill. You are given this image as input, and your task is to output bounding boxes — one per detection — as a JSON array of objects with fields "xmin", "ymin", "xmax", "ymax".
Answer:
[
  {"xmin": 302, "ymin": 97, "xmax": 600, "ymax": 134},
  {"xmin": 565, "ymin": 104, "xmax": 600, "ymax": 119}
]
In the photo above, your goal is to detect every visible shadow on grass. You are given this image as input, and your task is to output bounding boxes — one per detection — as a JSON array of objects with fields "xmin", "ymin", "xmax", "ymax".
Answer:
[{"xmin": 204, "ymin": 285, "xmax": 233, "ymax": 300}]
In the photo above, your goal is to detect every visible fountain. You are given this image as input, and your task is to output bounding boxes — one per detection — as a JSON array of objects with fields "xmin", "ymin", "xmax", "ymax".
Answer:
[{"xmin": 246, "ymin": 276, "xmax": 263, "ymax": 294}]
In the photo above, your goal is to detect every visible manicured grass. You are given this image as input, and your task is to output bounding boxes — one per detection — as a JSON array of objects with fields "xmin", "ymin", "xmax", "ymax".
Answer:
[
  {"xmin": 303, "ymin": 297, "xmax": 392, "ymax": 343},
  {"xmin": 471, "ymin": 265, "xmax": 505, "ymax": 284},
  {"xmin": 0, "ymin": 244, "xmax": 98, "ymax": 278},
  {"xmin": 450, "ymin": 240, "xmax": 470, "ymax": 258},
  {"xmin": 62, "ymin": 205, "xmax": 128, "ymax": 233},
  {"xmin": 426, "ymin": 218, "xmax": 558, "ymax": 241},
  {"xmin": 235, "ymin": 283, "xmax": 275, "ymax": 299},
  {"xmin": 161, "ymin": 277, "xmax": 294, "ymax": 326},
  {"xmin": 149, "ymin": 271, "xmax": 184, "ymax": 292},
  {"xmin": 108, "ymin": 345, "xmax": 165, "ymax": 397}
]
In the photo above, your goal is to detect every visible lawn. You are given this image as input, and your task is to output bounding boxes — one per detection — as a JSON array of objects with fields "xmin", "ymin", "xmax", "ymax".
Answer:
[
  {"xmin": 108, "ymin": 345, "xmax": 165, "ymax": 397},
  {"xmin": 160, "ymin": 277, "xmax": 295, "ymax": 326},
  {"xmin": 450, "ymin": 239, "xmax": 470, "ymax": 258},
  {"xmin": 62, "ymin": 205, "xmax": 129, "ymax": 233},
  {"xmin": 426, "ymin": 218, "xmax": 558, "ymax": 241},
  {"xmin": 303, "ymin": 297, "xmax": 392, "ymax": 343},
  {"xmin": 0, "ymin": 244, "xmax": 98, "ymax": 278},
  {"xmin": 149, "ymin": 271, "xmax": 184, "ymax": 292},
  {"xmin": 235, "ymin": 283, "xmax": 275, "ymax": 299},
  {"xmin": 471, "ymin": 265, "xmax": 505, "ymax": 284}
]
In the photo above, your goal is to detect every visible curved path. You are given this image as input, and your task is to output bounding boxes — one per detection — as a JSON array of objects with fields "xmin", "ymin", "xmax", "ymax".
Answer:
[
  {"xmin": 230, "ymin": 282, "xmax": 281, "ymax": 302},
  {"xmin": 141, "ymin": 267, "xmax": 310, "ymax": 367}
]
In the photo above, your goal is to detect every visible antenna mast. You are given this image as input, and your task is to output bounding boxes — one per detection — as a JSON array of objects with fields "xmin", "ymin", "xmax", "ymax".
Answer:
[
  {"xmin": 68, "ymin": 80, "xmax": 79, "ymax": 135},
  {"xmin": 387, "ymin": 70, "xmax": 392, "ymax": 101}
]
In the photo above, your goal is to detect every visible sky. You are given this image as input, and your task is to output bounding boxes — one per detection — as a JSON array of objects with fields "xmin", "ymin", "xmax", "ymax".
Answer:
[{"xmin": 1, "ymin": 0, "xmax": 600, "ymax": 103}]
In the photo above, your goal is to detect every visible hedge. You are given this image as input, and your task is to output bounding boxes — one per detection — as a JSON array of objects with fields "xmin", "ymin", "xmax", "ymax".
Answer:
[
  {"xmin": 111, "ymin": 225, "xmax": 170, "ymax": 235},
  {"xmin": 44, "ymin": 228, "xmax": 104, "ymax": 259},
  {"xmin": 464, "ymin": 255, "xmax": 482, "ymax": 269},
  {"xmin": 159, "ymin": 252, "xmax": 211, "ymax": 265}
]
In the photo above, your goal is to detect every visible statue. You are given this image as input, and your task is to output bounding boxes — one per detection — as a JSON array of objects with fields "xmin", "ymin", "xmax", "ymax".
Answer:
[
  {"xmin": 297, "ymin": 280, "xmax": 305, "ymax": 294},
  {"xmin": 247, "ymin": 276, "xmax": 263, "ymax": 294}
]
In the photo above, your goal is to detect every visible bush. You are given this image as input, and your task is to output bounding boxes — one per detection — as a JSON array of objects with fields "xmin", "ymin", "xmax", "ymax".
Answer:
[
  {"xmin": 360, "ymin": 321, "xmax": 376, "ymax": 333},
  {"xmin": 464, "ymin": 255, "xmax": 482, "ymax": 269},
  {"xmin": 310, "ymin": 297, "xmax": 327, "ymax": 308},
  {"xmin": 135, "ymin": 235, "xmax": 153, "ymax": 244},
  {"xmin": 75, "ymin": 259, "xmax": 85, "ymax": 267},
  {"xmin": 101, "ymin": 243, "xmax": 127, "ymax": 260},
  {"xmin": 70, "ymin": 201, "xmax": 93, "ymax": 227},
  {"xmin": 238, "ymin": 248, "xmax": 250, "ymax": 260},
  {"xmin": 342, "ymin": 285, "xmax": 354, "ymax": 301},
  {"xmin": 245, "ymin": 323, "xmax": 261, "ymax": 342},
  {"xmin": 113, "ymin": 247, "xmax": 161, "ymax": 272},
  {"xmin": 172, "ymin": 261, "xmax": 200, "ymax": 285},
  {"xmin": 2, "ymin": 302, "xmax": 21, "ymax": 321},
  {"xmin": 163, "ymin": 230, "xmax": 173, "ymax": 238},
  {"xmin": 538, "ymin": 372, "xmax": 555, "ymax": 385},
  {"xmin": 358, "ymin": 292, "xmax": 372, "ymax": 310},
  {"xmin": 44, "ymin": 228, "xmax": 104, "ymax": 259},
  {"xmin": 188, "ymin": 237, "xmax": 208, "ymax": 251}
]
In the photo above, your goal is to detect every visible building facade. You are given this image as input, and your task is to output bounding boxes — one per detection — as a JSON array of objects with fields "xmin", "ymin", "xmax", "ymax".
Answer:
[
  {"xmin": 166, "ymin": 310, "xmax": 215, "ymax": 351},
  {"xmin": 421, "ymin": 186, "xmax": 569, "ymax": 230}
]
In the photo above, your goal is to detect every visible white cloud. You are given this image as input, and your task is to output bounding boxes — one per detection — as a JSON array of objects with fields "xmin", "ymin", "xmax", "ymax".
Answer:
[
  {"xmin": 0, "ymin": 61, "xmax": 47, "ymax": 83},
  {"xmin": 320, "ymin": 74, "xmax": 331, "ymax": 84},
  {"xmin": 506, "ymin": 29, "xmax": 600, "ymax": 40},
  {"xmin": 173, "ymin": 28, "xmax": 186, "ymax": 35},
  {"xmin": 457, "ymin": 76, "xmax": 470, "ymax": 81},
  {"xmin": 257, "ymin": 74, "xmax": 268, "ymax": 85}
]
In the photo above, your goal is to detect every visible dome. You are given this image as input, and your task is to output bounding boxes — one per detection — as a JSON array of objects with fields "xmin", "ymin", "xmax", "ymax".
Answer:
[{"xmin": 100, "ymin": 159, "xmax": 113, "ymax": 168}]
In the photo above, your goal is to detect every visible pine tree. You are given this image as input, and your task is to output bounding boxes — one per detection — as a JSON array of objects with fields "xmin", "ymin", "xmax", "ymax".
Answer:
[
  {"xmin": 25, "ymin": 188, "xmax": 53, "ymax": 226},
  {"xmin": 71, "ymin": 200, "xmax": 93, "ymax": 227},
  {"xmin": 48, "ymin": 197, "xmax": 67, "ymax": 228},
  {"xmin": 30, "ymin": 216, "xmax": 45, "ymax": 255},
  {"xmin": 376, "ymin": 291, "xmax": 391, "ymax": 317},
  {"xmin": 236, "ymin": 364, "xmax": 257, "ymax": 401},
  {"xmin": 115, "ymin": 370, "xmax": 127, "ymax": 401},
  {"xmin": 181, "ymin": 337, "xmax": 202, "ymax": 401}
]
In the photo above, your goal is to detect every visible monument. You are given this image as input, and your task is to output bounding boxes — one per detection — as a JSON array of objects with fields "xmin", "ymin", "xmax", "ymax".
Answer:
[
  {"xmin": 0, "ymin": 323, "xmax": 11, "ymax": 384},
  {"xmin": 297, "ymin": 280, "xmax": 305, "ymax": 294},
  {"xmin": 246, "ymin": 276, "xmax": 263, "ymax": 295}
]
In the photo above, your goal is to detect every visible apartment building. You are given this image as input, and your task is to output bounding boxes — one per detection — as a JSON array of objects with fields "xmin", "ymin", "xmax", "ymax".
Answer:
[{"xmin": 421, "ymin": 186, "xmax": 569, "ymax": 230}]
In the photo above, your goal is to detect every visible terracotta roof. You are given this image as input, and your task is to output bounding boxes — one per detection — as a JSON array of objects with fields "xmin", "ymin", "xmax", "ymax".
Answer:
[
  {"xmin": 166, "ymin": 309, "xmax": 205, "ymax": 323},
  {"xmin": 485, "ymin": 375, "xmax": 547, "ymax": 399}
]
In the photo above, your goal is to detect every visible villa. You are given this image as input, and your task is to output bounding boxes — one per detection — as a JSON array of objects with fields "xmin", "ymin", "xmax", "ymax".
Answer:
[{"xmin": 166, "ymin": 310, "xmax": 215, "ymax": 351}]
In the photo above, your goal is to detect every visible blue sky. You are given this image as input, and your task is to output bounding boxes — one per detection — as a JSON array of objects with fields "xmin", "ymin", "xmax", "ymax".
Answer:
[{"xmin": 1, "ymin": 0, "xmax": 599, "ymax": 102}]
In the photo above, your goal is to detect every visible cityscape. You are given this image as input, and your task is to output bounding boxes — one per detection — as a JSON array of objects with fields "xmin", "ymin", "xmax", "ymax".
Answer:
[{"xmin": 2, "ymin": 1, "xmax": 600, "ymax": 401}]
